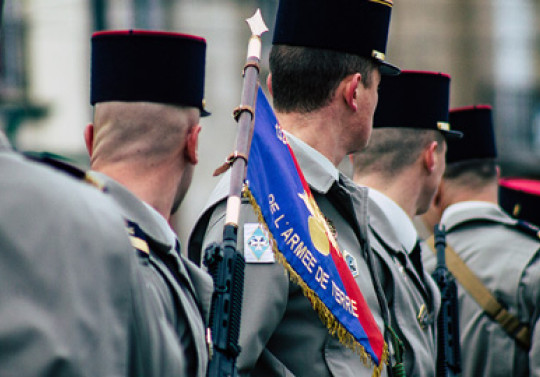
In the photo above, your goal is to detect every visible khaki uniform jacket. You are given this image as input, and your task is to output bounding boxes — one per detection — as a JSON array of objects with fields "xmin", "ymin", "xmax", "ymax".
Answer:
[
  {"xmin": 88, "ymin": 171, "xmax": 213, "ymax": 377},
  {"xmin": 423, "ymin": 204, "xmax": 540, "ymax": 376},
  {"xmin": 366, "ymin": 196, "xmax": 441, "ymax": 377},
  {"xmin": 189, "ymin": 137, "xmax": 389, "ymax": 377},
  {"xmin": 0, "ymin": 148, "xmax": 186, "ymax": 376}
]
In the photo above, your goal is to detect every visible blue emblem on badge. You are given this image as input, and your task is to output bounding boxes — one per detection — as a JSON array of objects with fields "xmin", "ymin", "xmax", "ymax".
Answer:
[
  {"xmin": 247, "ymin": 226, "xmax": 270, "ymax": 260},
  {"xmin": 344, "ymin": 251, "xmax": 359, "ymax": 277}
]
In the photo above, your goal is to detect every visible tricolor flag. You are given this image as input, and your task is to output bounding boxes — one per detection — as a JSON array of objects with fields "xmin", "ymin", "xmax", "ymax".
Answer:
[{"xmin": 245, "ymin": 87, "xmax": 388, "ymax": 376}]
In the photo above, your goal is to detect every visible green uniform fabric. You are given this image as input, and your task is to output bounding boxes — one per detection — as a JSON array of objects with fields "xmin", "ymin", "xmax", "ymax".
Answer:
[
  {"xmin": 87, "ymin": 171, "xmax": 213, "ymax": 377},
  {"xmin": 365, "ymin": 195, "xmax": 440, "ymax": 377},
  {"xmin": 423, "ymin": 203, "xmax": 540, "ymax": 377},
  {"xmin": 0, "ymin": 147, "xmax": 185, "ymax": 376},
  {"xmin": 189, "ymin": 136, "xmax": 389, "ymax": 377}
]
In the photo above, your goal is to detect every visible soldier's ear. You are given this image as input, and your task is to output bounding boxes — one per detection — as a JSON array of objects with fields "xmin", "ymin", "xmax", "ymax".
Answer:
[
  {"xmin": 343, "ymin": 73, "xmax": 361, "ymax": 112},
  {"xmin": 185, "ymin": 124, "xmax": 201, "ymax": 164},
  {"xmin": 423, "ymin": 141, "xmax": 438, "ymax": 173},
  {"xmin": 84, "ymin": 124, "xmax": 94, "ymax": 157},
  {"xmin": 266, "ymin": 74, "xmax": 273, "ymax": 96}
]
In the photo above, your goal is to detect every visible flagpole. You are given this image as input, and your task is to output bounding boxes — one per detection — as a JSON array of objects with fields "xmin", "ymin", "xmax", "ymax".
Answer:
[
  {"xmin": 225, "ymin": 8, "xmax": 268, "ymax": 227},
  {"xmin": 204, "ymin": 10, "xmax": 268, "ymax": 377}
]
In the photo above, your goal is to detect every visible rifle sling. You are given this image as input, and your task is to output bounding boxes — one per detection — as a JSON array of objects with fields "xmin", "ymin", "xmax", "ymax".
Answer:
[{"xmin": 426, "ymin": 236, "xmax": 531, "ymax": 349}]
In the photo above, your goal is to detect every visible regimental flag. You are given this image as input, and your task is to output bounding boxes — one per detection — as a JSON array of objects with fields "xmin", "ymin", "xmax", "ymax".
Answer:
[{"xmin": 244, "ymin": 87, "xmax": 388, "ymax": 376}]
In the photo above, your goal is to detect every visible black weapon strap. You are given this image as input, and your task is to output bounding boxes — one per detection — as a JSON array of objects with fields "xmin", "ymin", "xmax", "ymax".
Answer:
[{"xmin": 426, "ymin": 236, "xmax": 531, "ymax": 349}]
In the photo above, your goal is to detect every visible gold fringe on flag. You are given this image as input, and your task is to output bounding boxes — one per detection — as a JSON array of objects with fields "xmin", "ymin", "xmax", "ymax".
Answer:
[{"xmin": 244, "ymin": 187, "xmax": 388, "ymax": 377}]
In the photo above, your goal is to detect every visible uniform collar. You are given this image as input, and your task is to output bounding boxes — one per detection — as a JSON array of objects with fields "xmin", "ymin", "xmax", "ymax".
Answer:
[
  {"xmin": 285, "ymin": 131, "xmax": 339, "ymax": 193},
  {"xmin": 87, "ymin": 171, "xmax": 172, "ymax": 248},
  {"xmin": 142, "ymin": 201, "xmax": 178, "ymax": 248},
  {"xmin": 441, "ymin": 201, "xmax": 515, "ymax": 231},
  {"xmin": 368, "ymin": 187, "xmax": 418, "ymax": 253}
]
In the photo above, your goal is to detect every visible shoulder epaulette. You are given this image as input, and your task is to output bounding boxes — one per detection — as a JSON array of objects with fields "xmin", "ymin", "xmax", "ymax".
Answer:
[
  {"xmin": 24, "ymin": 151, "xmax": 108, "ymax": 192},
  {"xmin": 514, "ymin": 220, "xmax": 540, "ymax": 240},
  {"xmin": 24, "ymin": 151, "xmax": 87, "ymax": 180},
  {"xmin": 125, "ymin": 220, "xmax": 150, "ymax": 256}
]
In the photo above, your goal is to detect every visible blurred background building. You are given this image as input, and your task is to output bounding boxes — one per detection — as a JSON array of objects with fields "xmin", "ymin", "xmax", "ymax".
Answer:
[{"xmin": 1, "ymin": 0, "xmax": 539, "ymax": 244}]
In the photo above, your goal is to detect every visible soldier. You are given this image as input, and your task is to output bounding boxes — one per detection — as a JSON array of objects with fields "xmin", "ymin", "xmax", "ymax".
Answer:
[
  {"xmin": 351, "ymin": 71, "xmax": 462, "ymax": 376},
  {"xmin": 188, "ymin": 0, "xmax": 400, "ymax": 376},
  {"xmin": 499, "ymin": 177, "xmax": 540, "ymax": 227},
  {"xmin": 422, "ymin": 105, "xmax": 540, "ymax": 376},
  {"xmin": 0, "ymin": 131, "xmax": 187, "ymax": 376},
  {"xmin": 83, "ymin": 30, "xmax": 213, "ymax": 377}
]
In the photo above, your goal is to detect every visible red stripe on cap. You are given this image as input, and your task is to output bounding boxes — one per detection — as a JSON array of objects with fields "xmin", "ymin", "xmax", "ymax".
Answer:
[
  {"xmin": 401, "ymin": 70, "xmax": 451, "ymax": 79},
  {"xmin": 499, "ymin": 178, "xmax": 540, "ymax": 195},
  {"xmin": 451, "ymin": 104, "xmax": 492, "ymax": 113},
  {"xmin": 92, "ymin": 29, "xmax": 206, "ymax": 43}
]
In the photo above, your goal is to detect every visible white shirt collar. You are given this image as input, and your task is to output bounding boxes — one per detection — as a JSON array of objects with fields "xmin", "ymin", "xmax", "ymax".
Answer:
[
  {"xmin": 142, "ymin": 202, "xmax": 178, "ymax": 247},
  {"xmin": 284, "ymin": 131, "xmax": 339, "ymax": 181},
  {"xmin": 368, "ymin": 187, "xmax": 418, "ymax": 252},
  {"xmin": 441, "ymin": 201, "xmax": 501, "ymax": 224}
]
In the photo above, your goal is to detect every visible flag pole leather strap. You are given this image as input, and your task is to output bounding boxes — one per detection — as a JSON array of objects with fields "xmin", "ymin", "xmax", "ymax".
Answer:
[{"xmin": 426, "ymin": 236, "xmax": 531, "ymax": 349}]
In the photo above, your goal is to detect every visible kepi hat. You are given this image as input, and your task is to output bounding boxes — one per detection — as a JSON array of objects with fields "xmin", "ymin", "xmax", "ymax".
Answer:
[
  {"xmin": 272, "ymin": 0, "xmax": 400, "ymax": 75},
  {"xmin": 91, "ymin": 30, "xmax": 209, "ymax": 116},
  {"xmin": 373, "ymin": 70, "xmax": 462, "ymax": 138},
  {"xmin": 445, "ymin": 105, "xmax": 497, "ymax": 163},
  {"xmin": 499, "ymin": 178, "xmax": 540, "ymax": 227}
]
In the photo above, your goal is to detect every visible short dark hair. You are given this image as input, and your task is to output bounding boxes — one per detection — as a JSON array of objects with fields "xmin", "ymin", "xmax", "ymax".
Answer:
[
  {"xmin": 353, "ymin": 128, "xmax": 446, "ymax": 177},
  {"xmin": 269, "ymin": 45, "xmax": 377, "ymax": 113},
  {"xmin": 443, "ymin": 158, "xmax": 498, "ymax": 189}
]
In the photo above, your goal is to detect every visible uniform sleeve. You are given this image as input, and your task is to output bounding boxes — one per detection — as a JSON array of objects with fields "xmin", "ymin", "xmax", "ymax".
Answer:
[
  {"xmin": 200, "ymin": 199, "xmax": 291, "ymax": 375},
  {"xmin": 518, "ymin": 249, "xmax": 540, "ymax": 377}
]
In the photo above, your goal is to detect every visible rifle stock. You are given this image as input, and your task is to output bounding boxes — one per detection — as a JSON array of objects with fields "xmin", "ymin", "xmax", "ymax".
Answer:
[
  {"xmin": 204, "ymin": 225, "xmax": 245, "ymax": 377},
  {"xmin": 432, "ymin": 224, "xmax": 461, "ymax": 377}
]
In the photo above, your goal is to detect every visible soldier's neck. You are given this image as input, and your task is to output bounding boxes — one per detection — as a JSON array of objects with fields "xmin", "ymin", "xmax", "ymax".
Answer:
[
  {"xmin": 276, "ymin": 109, "xmax": 347, "ymax": 167},
  {"xmin": 354, "ymin": 173, "xmax": 421, "ymax": 219},
  {"xmin": 443, "ymin": 183, "xmax": 499, "ymax": 211},
  {"xmin": 93, "ymin": 158, "xmax": 184, "ymax": 220}
]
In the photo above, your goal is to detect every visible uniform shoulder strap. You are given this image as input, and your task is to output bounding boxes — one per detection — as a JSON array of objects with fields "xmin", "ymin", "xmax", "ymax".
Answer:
[
  {"xmin": 24, "ymin": 152, "xmax": 87, "ymax": 179},
  {"xmin": 426, "ymin": 235, "xmax": 531, "ymax": 349},
  {"xmin": 125, "ymin": 220, "xmax": 150, "ymax": 256},
  {"xmin": 514, "ymin": 219, "xmax": 540, "ymax": 241},
  {"xmin": 23, "ymin": 152, "xmax": 108, "ymax": 191}
]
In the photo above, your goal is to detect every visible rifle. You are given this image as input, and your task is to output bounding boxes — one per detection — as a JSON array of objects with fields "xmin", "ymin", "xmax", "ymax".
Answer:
[
  {"xmin": 203, "ymin": 10, "xmax": 268, "ymax": 377},
  {"xmin": 432, "ymin": 224, "xmax": 462, "ymax": 377}
]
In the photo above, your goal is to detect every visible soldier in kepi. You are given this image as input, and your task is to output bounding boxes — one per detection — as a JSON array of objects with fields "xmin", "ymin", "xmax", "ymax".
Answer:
[
  {"xmin": 84, "ymin": 30, "xmax": 213, "ymax": 377},
  {"xmin": 188, "ymin": 0, "xmax": 402, "ymax": 376},
  {"xmin": 352, "ymin": 71, "xmax": 464, "ymax": 376},
  {"xmin": 421, "ymin": 105, "xmax": 540, "ymax": 376}
]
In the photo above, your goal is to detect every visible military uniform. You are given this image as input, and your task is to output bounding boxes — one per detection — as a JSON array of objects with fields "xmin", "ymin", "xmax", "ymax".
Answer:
[
  {"xmin": 422, "ymin": 202, "xmax": 540, "ymax": 376},
  {"xmin": 0, "ymin": 146, "xmax": 186, "ymax": 376},
  {"xmin": 87, "ymin": 171, "xmax": 213, "ymax": 377},
  {"xmin": 189, "ymin": 134, "xmax": 388, "ymax": 377},
  {"xmin": 365, "ymin": 189, "xmax": 441, "ymax": 377}
]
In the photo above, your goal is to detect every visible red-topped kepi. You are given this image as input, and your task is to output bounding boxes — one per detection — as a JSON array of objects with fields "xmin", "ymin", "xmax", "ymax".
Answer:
[
  {"xmin": 373, "ymin": 70, "xmax": 462, "ymax": 138},
  {"xmin": 272, "ymin": 0, "xmax": 400, "ymax": 75},
  {"xmin": 499, "ymin": 177, "xmax": 540, "ymax": 226},
  {"xmin": 91, "ymin": 30, "xmax": 209, "ymax": 116}
]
